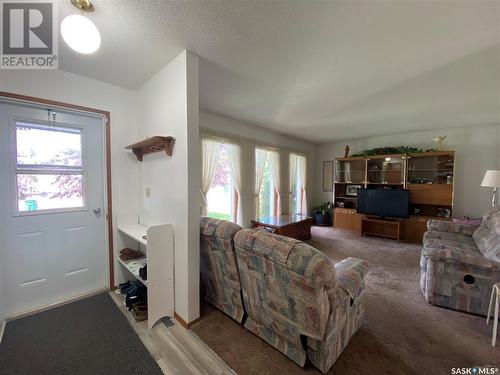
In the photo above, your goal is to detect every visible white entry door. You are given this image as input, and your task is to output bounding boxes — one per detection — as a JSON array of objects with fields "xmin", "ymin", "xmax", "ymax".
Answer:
[{"xmin": 0, "ymin": 101, "xmax": 107, "ymax": 317}]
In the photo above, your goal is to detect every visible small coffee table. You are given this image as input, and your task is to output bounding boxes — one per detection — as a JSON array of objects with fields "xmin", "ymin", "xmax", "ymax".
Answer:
[{"xmin": 251, "ymin": 215, "xmax": 312, "ymax": 241}]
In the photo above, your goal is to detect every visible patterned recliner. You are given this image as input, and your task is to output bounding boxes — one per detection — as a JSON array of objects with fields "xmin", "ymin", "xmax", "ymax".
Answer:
[
  {"xmin": 234, "ymin": 229, "xmax": 370, "ymax": 374},
  {"xmin": 420, "ymin": 208, "xmax": 500, "ymax": 316},
  {"xmin": 200, "ymin": 217, "xmax": 245, "ymax": 322}
]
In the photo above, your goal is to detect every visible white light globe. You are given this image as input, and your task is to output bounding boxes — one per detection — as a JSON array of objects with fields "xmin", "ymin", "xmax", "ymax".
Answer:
[{"xmin": 61, "ymin": 14, "xmax": 101, "ymax": 54}]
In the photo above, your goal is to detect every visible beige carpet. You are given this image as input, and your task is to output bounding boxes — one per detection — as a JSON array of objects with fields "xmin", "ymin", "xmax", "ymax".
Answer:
[{"xmin": 191, "ymin": 226, "xmax": 500, "ymax": 375}]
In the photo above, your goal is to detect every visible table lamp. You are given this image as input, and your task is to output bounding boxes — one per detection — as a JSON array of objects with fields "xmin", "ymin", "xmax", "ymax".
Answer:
[{"xmin": 481, "ymin": 170, "xmax": 500, "ymax": 207}]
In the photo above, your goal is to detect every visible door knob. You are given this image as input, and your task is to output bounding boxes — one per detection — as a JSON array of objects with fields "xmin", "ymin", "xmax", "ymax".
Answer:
[{"xmin": 93, "ymin": 208, "xmax": 102, "ymax": 215}]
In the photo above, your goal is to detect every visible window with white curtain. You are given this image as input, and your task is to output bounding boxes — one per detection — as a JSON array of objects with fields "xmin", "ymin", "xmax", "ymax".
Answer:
[
  {"xmin": 255, "ymin": 148, "xmax": 279, "ymax": 218},
  {"xmin": 201, "ymin": 138, "xmax": 241, "ymax": 222},
  {"xmin": 206, "ymin": 145, "xmax": 231, "ymax": 219},
  {"xmin": 289, "ymin": 153, "xmax": 307, "ymax": 215}
]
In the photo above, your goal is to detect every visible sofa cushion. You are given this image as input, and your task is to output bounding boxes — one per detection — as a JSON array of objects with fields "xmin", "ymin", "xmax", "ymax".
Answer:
[
  {"xmin": 200, "ymin": 217, "xmax": 244, "ymax": 322},
  {"xmin": 236, "ymin": 229, "xmax": 336, "ymax": 288},
  {"xmin": 427, "ymin": 220, "xmax": 478, "ymax": 236},
  {"xmin": 473, "ymin": 223, "xmax": 500, "ymax": 263},
  {"xmin": 422, "ymin": 238, "xmax": 498, "ymax": 269},
  {"xmin": 243, "ymin": 228, "xmax": 300, "ymax": 264},
  {"xmin": 471, "ymin": 207, "xmax": 500, "ymax": 262},
  {"xmin": 481, "ymin": 207, "xmax": 500, "ymax": 235},
  {"xmin": 424, "ymin": 231, "xmax": 478, "ymax": 252},
  {"xmin": 200, "ymin": 216, "xmax": 241, "ymax": 239},
  {"xmin": 334, "ymin": 257, "xmax": 369, "ymax": 301}
]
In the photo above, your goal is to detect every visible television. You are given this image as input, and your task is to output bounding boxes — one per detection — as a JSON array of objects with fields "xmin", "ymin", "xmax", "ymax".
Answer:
[{"xmin": 357, "ymin": 188, "xmax": 410, "ymax": 219}]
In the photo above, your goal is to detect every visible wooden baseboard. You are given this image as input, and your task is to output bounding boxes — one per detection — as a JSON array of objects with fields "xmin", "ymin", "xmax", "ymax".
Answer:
[
  {"xmin": 174, "ymin": 312, "xmax": 200, "ymax": 329},
  {"xmin": 5, "ymin": 288, "xmax": 110, "ymax": 321}
]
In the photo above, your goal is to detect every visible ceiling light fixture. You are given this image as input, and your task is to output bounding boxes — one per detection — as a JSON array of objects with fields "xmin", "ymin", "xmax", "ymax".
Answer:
[{"xmin": 61, "ymin": 0, "xmax": 101, "ymax": 54}]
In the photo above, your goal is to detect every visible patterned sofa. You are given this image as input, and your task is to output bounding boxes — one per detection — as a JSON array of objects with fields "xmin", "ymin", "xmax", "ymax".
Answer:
[
  {"xmin": 420, "ymin": 208, "xmax": 500, "ymax": 316},
  {"xmin": 200, "ymin": 217, "xmax": 245, "ymax": 322},
  {"xmin": 234, "ymin": 228, "xmax": 370, "ymax": 374}
]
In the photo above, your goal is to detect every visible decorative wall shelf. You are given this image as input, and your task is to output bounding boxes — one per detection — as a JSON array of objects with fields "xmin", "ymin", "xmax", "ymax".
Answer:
[{"xmin": 125, "ymin": 136, "xmax": 175, "ymax": 161}]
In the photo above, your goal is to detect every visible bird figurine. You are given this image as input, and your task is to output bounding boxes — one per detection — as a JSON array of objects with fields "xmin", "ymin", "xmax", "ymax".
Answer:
[
  {"xmin": 433, "ymin": 136, "xmax": 446, "ymax": 151},
  {"xmin": 344, "ymin": 144, "xmax": 350, "ymax": 158}
]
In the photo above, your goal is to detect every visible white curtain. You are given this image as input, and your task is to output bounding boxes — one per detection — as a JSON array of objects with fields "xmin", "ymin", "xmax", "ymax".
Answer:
[
  {"xmin": 255, "ymin": 149, "xmax": 268, "ymax": 218},
  {"xmin": 289, "ymin": 154, "xmax": 298, "ymax": 214},
  {"xmin": 226, "ymin": 142, "xmax": 243, "ymax": 225},
  {"xmin": 298, "ymin": 155, "xmax": 308, "ymax": 216},
  {"xmin": 200, "ymin": 138, "xmax": 220, "ymax": 215},
  {"xmin": 269, "ymin": 150, "xmax": 281, "ymax": 215}
]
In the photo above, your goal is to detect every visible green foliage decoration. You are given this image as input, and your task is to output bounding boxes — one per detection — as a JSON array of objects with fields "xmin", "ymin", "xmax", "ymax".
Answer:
[
  {"xmin": 351, "ymin": 146, "xmax": 431, "ymax": 157},
  {"xmin": 314, "ymin": 201, "xmax": 333, "ymax": 215}
]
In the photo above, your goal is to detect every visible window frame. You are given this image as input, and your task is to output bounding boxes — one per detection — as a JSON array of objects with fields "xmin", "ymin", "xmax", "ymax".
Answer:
[{"xmin": 11, "ymin": 118, "xmax": 88, "ymax": 216}]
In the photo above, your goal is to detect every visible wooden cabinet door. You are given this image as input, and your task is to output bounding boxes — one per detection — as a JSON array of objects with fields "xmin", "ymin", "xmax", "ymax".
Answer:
[
  {"xmin": 352, "ymin": 213, "xmax": 363, "ymax": 232},
  {"xmin": 405, "ymin": 218, "xmax": 428, "ymax": 243},
  {"xmin": 408, "ymin": 184, "xmax": 453, "ymax": 205},
  {"xmin": 334, "ymin": 209, "xmax": 362, "ymax": 232},
  {"xmin": 334, "ymin": 208, "xmax": 351, "ymax": 229}
]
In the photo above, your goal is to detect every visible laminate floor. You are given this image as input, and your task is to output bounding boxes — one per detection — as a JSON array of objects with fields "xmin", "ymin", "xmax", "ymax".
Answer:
[{"xmin": 109, "ymin": 292, "xmax": 236, "ymax": 375}]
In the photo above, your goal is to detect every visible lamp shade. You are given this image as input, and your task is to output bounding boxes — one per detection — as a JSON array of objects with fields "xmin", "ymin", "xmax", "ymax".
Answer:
[{"xmin": 481, "ymin": 170, "xmax": 500, "ymax": 187}]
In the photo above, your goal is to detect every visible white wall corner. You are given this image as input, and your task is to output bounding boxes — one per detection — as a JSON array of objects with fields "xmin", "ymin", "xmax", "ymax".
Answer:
[
  {"xmin": 137, "ymin": 50, "xmax": 200, "ymax": 325},
  {"xmin": 186, "ymin": 50, "xmax": 201, "ymax": 323}
]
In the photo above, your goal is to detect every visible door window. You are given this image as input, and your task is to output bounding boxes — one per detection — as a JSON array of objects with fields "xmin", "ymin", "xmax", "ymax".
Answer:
[{"xmin": 14, "ymin": 121, "xmax": 85, "ymax": 213}]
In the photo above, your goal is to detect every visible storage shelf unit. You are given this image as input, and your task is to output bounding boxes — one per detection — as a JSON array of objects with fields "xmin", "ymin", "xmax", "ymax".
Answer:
[
  {"xmin": 117, "ymin": 221, "xmax": 147, "ymax": 246},
  {"xmin": 117, "ymin": 215, "xmax": 174, "ymax": 329},
  {"xmin": 118, "ymin": 257, "xmax": 147, "ymax": 286},
  {"xmin": 333, "ymin": 151, "xmax": 455, "ymax": 243}
]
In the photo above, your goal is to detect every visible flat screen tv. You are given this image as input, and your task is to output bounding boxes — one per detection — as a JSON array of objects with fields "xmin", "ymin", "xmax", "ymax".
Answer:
[{"xmin": 357, "ymin": 188, "xmax": 410, "ymax": 219}]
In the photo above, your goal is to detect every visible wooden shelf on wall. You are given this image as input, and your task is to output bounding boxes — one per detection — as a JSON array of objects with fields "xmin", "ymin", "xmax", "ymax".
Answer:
[{"xmin": 125, "ymin": 136, "xmax": 175, "ymax": 161}]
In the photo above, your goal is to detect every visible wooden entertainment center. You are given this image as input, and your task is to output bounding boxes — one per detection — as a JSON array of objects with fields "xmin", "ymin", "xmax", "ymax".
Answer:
[{"xmin": 333, "ymin": 151, "xmax": 454, "ymax": 243}]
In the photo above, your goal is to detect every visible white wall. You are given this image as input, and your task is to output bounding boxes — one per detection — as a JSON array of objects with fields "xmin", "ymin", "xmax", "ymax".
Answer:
[
  {"xmin": 0, "ymin": 69, "xmax": 141, "ymax": 288},
  {"xmin": 0, "ymin": 53, "xmax": 201, "ymax": 325},
  {"xmin": 200, "ymin": 110, "xmax": 317, "ymax": 227},
  {"xmin": 315, "ymin": 123, "xmax": 500, "ymax": 218},
  {"xmin": 138, "ymin": 51, "xmax": 200, "ymax": 324}
]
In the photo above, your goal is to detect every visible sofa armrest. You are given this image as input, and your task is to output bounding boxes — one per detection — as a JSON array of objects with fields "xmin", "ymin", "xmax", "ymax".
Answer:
[
  {"xmin": 333, "ymin": 257, "xmax": 370, "ymax": 301},
  {"xmin": 427, "ymin": 220, "xmax": 478, "ymax": 236}
]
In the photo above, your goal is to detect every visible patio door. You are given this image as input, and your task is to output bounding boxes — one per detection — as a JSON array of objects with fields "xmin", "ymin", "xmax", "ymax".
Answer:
[{"xmin": 0, "ymin": 101, "xmax": 107, "ymax": 317}]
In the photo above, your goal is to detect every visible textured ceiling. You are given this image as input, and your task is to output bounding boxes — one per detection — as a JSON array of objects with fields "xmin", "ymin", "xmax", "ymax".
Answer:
[{"xmin": 57, "ymin": 0, "xmax": 500, "ymax": 143}]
